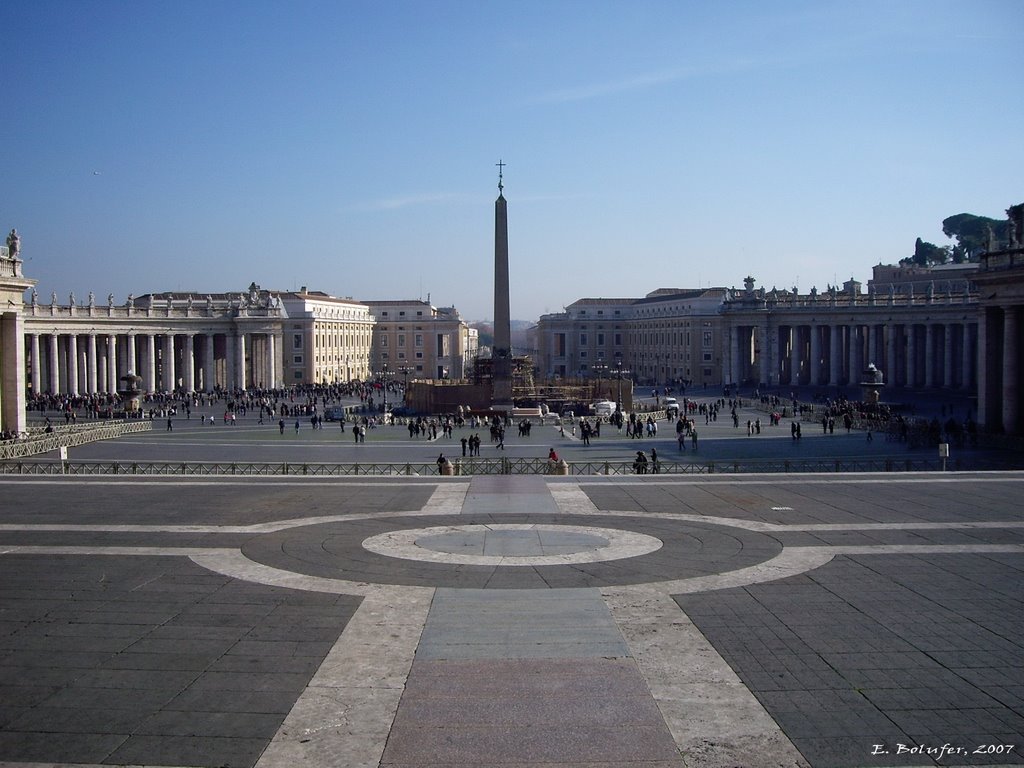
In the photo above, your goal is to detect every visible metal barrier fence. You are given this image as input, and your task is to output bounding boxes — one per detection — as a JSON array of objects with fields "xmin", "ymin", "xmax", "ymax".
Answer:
[
  {"xmin": 0, "ymin": 420, "xmax": 153, "ymax": 461},
  {"xmin": 2, "ymin": 455, "xmax": 1013, "ymax": 476}
]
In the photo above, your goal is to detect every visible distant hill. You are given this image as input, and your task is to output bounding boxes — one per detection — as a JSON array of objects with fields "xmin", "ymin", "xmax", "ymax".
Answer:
[{"xmin": 470, "ymin": 320, "xmax": 535, "ymax": 352}]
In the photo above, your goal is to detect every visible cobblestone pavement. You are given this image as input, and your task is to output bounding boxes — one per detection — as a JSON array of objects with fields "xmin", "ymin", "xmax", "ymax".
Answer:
[{"xmin": 1, "ymin": 467, "xmax": 1022, "ymax": 767}]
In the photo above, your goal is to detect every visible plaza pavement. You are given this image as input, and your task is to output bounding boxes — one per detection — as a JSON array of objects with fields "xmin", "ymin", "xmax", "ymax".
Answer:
[{"xmin": 1, "ymin": 401, "xmax": 1023, "ymax": 768}]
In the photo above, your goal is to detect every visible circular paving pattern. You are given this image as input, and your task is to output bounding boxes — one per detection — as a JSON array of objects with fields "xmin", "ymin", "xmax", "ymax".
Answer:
[
  {"xmin": 240, "ymin": 513, "xmax": 784, "ymax": 589},
  {"xmin": 362, "ymin": 524, "xmax": 664, "ymax": 566}
]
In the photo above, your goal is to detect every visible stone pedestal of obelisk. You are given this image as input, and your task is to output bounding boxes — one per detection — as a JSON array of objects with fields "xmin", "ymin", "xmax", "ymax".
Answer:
[{"xmin": 491, "ymin": 176, "xmax": 513, "ymax": 410}]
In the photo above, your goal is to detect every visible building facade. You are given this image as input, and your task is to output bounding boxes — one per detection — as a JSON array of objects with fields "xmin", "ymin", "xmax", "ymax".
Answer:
[
  {"xmin": 18, "ymin": 285, "xmax": 475, "ymax": 398},
  {"xmin": 278, "ymin": 289, "xmax": 374, "ymax": 384},
  {"xmin": 538, "ymin": 276, "xmax": 982, "ymax": 401},
  {"xmin": 365, "ymin": 300, "xmax": 477, "ymax": 382},
  {"xmin": 535, "ymin": 289, "xmax": 728, "ymax": 388}
]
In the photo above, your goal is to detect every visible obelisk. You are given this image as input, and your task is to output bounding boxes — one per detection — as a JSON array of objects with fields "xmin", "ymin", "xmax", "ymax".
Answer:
[{"xmin": 492, "ymin": 160, "xmax": 513, "ymax": 409}]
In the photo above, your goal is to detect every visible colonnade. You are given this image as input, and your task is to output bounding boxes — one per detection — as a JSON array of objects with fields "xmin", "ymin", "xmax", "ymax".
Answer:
[
  {"xmin": 728, "ymin": 319, "xmax": 977, "ymax": 390},
  {"xmin": 24, "ymin": 330, "xmax": 279, "ymax": 396},
  {"xmin": 978, "ymin": 305, "xmax": 1023, "ymax": 434}
]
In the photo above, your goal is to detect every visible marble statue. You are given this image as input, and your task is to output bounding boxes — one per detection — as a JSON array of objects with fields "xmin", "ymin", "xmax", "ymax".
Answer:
[{"xmin": 6, "ymin": 229, "xmax": 20, "ymax": 259}]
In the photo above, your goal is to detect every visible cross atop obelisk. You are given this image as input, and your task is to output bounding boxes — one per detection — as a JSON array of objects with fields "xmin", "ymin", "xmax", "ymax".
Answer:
[{"xmin": 496, "ymin": 159, "xmax": 505, "ymax": 194}]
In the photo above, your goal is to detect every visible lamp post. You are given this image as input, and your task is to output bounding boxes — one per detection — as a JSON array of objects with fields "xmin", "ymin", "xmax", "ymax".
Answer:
[
  {"xmin": 592, "ymin": 363, "xmax": 608, "ymax": 401},
  {"xmin": 613, "ymin": 360, "xmax": 631, "ymax": 414},
  {"xmin": 373, "ymin": 363, "xmax": 390, "ymax": 413},
  {"xmin": 398, "ymin": 365, "xmax": 412, "ymax": 407}
]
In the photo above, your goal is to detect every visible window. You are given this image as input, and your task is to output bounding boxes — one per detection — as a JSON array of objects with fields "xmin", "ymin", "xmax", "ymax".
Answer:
[
  {"xmin": 597, "ymin": 333, "xmax": 604, "ymax": 345},
  {"xmin": 294, "ymin": 371, "xmax": 303, "ymax": 379},
  {"xmin": 293, "ymin": 355, "xmax": 303, "ymax": 364},
  {"xmin": 580, "ymin": 333, "xmax": 587, "ymax": 345},
  {"xmin": 703, "ymin": 352, "xmax": 712, "ymax": 362},
  {"xmin": 398, "ymin": 334, "xmax": 405, "ymax": 347},
  {"xmin": 415, "ymin": 352, "xmax": 423, "ymax": 359},
  {"xmin": 415, "ymin": 334, "xmax": 423, "ymax": 348},
  {"xmin": 293, "ymin": 334, "xmax": 303, "ymax": 349},
  {"xmin": 614, "ymin": 333, "xmax": 622, "ymax": 346},
  {"xmin": 381, "ymin": 336, "xmax": 388, "ymax": 347},
  {"xmin": 702, "ymin": 331, "xmax": 713, "ymax": 348}
]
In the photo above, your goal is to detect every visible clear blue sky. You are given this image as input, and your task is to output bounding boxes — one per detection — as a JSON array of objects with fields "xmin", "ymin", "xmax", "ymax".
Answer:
[{"xmin": 2, "ymin": 1, "xmax": 1021, "ymax": 322}]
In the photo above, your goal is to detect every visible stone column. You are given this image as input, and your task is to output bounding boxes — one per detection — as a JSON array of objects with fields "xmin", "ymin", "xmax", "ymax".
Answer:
[
  {"xmin": 162, "ymin": 334, "xmax": 176, "ymax": 391},
  {"xmin": 107, "ymin": 335, "xmax": 118, "ymax": 394},
  {"xmin": 977, "ymin": 311, "xmax": 993, "ymax": 427},
  {"xmin": 846, "ymin": 326, "xmax": 857, "ymax": 384},
  {"xmin": 906, "ymin": 325, "xmax": 917, "ymax": 388},
  {"xmin": 925, "ymin": 324, "xmax": 936, "ymax": 388},
  {"xmin": 145, "ymin": 334, "xmax": 157, "ymax": 393},
  {"xmin": 809, "ymin": 324, "xmax": 821, "ymax": 386},
  {"xmin": 1003, "ymin": 307, "xmax": 1019, "ymax": 434},
  {"xmin": 183, "ymin": 334, "xmax": 196, "ymax": 393},
  {"xmin": 961, "ymin": 322, "xmax": 974, "ymax": 390},
  {"xmin": 67, "ymin": 334, "xmax": 80, "ymax": 396},
  {"xmin": 788, "ymin": 326, "xmax": 800, "ymax": 385},
  {"xmin": 205, "ymin": 333, "xmax": 216, "ymax": 392},
  {"xmin": 29, "ymin": 333, "xmax": 41, "ymax": 396},
  {"xmin": 86, "ymin": 333, "xmax": 98, "ymax": 394},
  {"xmin": 759, "ymin": 322, "xmax": 771, "ymax": 385},
  {"xmin": 886, "ymin": 324, "xmax": 897, "ymax": 388},
  {"xmin": 728, "ymin": 325, "xmax": 739, "ymax": 386},
  {"xmin": 48, "ymin": 334, "xmax": 59, "ymax": 394},
  {"xmin": 943, "ymin": 324, "xmax": 954, "ymax": 389},
  {"xmin": 0, "ymin": 312, "xmax": 29, "ymax": 433},
  {"xmin": 829, "ymin": 325, "xmax": 842, "ymax": 386},
  {"xmin": 126, "ymin": 333, "xmax": 137, "ymax": 377},
  {"xmin": 266, "ymin": 332, "xmax": 276, "ymax": 389},
  {"xmin": 236, "ymin": 332, "xmax": 247, "ymax": 390}
]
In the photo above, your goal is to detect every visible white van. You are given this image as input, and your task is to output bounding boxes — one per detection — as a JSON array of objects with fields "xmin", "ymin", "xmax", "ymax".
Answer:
[{"xmin": 593, "ymin": 400, "xmax": 618, "ymax": 417}]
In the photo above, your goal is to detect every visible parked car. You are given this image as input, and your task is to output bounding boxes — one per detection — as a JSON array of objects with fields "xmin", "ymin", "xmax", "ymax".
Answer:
[
  {"xmin": 323, "ymin": 406, "xmax": 347, "ymax": 421},
  {"xmin": 663, "ymin": 397, "xmax": 680, "ymax": 417}
]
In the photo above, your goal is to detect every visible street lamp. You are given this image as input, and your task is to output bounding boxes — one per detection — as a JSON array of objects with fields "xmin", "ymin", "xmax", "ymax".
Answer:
[
  {"xmin": 592, "ymin": 363, "xmax": 608, "ymax": 401},
  {"xmin": 398, "ymin": 365, "xmax": 413, "ymax": 406},
  {"xmin": 372, "ymin": 362, "xmax": 390, "ymax": 413},
  {"xmin": 613, "ymin": 360, "xmax": 631, "ymax": 414}
]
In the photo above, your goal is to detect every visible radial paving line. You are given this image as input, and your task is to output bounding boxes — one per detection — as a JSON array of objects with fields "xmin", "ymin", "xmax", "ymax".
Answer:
[
  {"xmin": 604, "ymin": 586, "xmax": 810, "ymax": 768},
  {"xmin": 418, "ymin": 478, "xmax": 469, "ymax": 514},
  {"xmin": 255, "ymin": 585, "xmax": 433, "ymax": 768}
]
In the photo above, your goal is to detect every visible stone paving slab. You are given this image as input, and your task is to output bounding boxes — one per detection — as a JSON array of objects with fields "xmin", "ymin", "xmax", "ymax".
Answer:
[
  {"xmin": 0, "ymin": 554, "xmax": 358, "ymax": 767},
  {"xmin": 674, "ymin": 552, "xmax": 1024, "ymax": 767}
]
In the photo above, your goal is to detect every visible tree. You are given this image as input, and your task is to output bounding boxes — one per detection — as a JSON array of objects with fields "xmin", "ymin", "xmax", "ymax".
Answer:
[
  {"xmin": 900, "ymin": 237, "xmax": 950, "ymax": 267},
  {"xmin": 942, "ymin": 213, "xmax": 1007, "ymax": 257}
]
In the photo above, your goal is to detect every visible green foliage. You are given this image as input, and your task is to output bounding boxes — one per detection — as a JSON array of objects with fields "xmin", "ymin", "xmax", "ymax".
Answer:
[
  {"xmin": 900, "ymin": 237, "xmax": 951, "ymax": 267},
  {"xmin": 941, "ymin": 213, "xmax": 1007, "ymax": 256}
]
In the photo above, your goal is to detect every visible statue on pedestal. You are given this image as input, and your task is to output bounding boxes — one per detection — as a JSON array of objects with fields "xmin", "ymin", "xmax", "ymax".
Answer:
[{"xmin": 6, "ymin": 229, "xmax": 20, "ymax": 259}]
